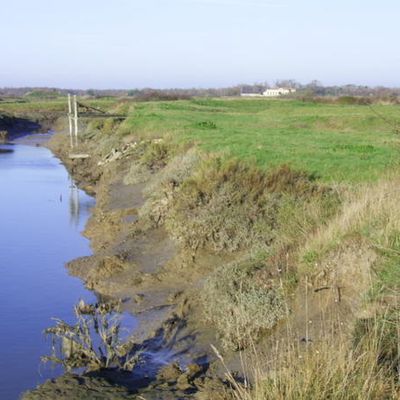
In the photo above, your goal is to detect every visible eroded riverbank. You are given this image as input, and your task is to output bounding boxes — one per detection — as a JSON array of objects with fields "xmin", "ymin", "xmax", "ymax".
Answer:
[
  {"xmin": 22, "ymin": 108, "xmax": 400, "ymax": 399},
  {"xmin": 22, "ymin": 124, "xmax": 346, "ymax": 400},
  {"xmin": 22, "ymin": 132, "xmax": 232, "ymax": 399}
]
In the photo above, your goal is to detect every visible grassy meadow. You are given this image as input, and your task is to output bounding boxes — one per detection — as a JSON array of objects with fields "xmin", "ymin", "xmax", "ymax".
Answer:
[{"xmin": 119, "ymin": 98, "xmax": 400, "ymax": 183}]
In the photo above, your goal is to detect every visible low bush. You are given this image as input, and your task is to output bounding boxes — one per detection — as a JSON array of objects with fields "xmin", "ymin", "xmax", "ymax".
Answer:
[
  {"xmin": 123, "ymin": 140, "xmax": 171, "ymax": 185},
  {"xmin": 336, "ymin": 96, "xmax": 372, "ymax": 105},
  {"xmin": 140, "ymin": 141, "xmax": 170, "ymax": 169},
  {"xmin": 165, "ymin": 160, "xmax": 336, "ymax": 253},
  {"xmin": 196, "ymin": 120, "xmax": 217, "ymax": 129},
  {"xmin": 202, "ymin": 258, "xmax": 287, "ymax": 350},
  {"xmin": 165, "ymin": 159, "xmax": 278, "ymax": 252},
  {"xmin": 139, "ymin": 147, "xmax": 200, "ymax": 226}
]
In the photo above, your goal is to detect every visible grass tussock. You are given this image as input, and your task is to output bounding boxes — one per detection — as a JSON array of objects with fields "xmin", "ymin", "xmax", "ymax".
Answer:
[
  {"xmin": 165, "ymin": 159, "xmax": 279, "ymax": 252},
  {"xmin": 123, "ymin": 140, "xmax": 172, "ymax": 185},
  {"xmin": 202, "ymin": 257, "xmax": 287, "ymax": 350},
  {"xmin": 218, "ymin": 309, "xmax": 400, "ymax": 400},
  {"xmin": 301, "ymin": 179, "xmax": 400, "ymax": 300},
  {"xmin": 138, "ymin": 147, "xmax": 200, "ymax": 224}
]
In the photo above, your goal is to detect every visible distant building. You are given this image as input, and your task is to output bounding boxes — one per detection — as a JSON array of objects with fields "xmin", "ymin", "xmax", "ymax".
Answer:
[
  {"xmin": 263, "ymin": 88, "xmax": 296, "ymax": 97},
  {"xmin": 240, "ymin": 92, "xmax": 264, "ymax": 97}
]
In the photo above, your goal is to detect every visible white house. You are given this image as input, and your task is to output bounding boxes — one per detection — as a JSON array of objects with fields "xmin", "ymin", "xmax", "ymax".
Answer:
[
  {"xmin": 240, "ymin": 92, "xmax": 264, "ymax": 97},
  {"xmin": 263, "ymin": 88, "xmax": 296, "ymax": 97}
]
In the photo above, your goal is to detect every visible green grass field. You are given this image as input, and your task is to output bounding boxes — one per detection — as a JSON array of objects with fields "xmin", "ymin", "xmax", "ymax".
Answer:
[
  {"xmin": 2, "ymin": 96, "xmax": 399, "ymax": 183},
  {"xmin": 120, "ymin": 98, "xmax": 400, "ymax": 183}
]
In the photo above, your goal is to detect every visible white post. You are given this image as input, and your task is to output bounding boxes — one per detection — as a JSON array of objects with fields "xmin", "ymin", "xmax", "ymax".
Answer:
[
  {"xmin": 68, "ymin": 94, "xmax": 73, "ymax": 148},
  {"xmin": 73, "ymin": 95, "xmax": 79, "ymax": 146}
]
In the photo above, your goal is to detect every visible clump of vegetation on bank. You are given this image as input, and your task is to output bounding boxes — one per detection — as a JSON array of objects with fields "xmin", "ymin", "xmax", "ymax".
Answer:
[
  {"xmin": 138, "ymin": 146, "xmax": 200, "ymax": 223},
  {"xmin": 162, "ymin": 161, "xmax": 338, "ymax": 253},
  {"xmin": 202, "ymin": 257, "xmax": 286, "ymax": 350},
  {"xmin": 123, "ymin": 140, "xmax": 173, "ymax": 185},
  {"xmin": 43, "ymin": 300, "xmax": 139, "ymax": 372}
]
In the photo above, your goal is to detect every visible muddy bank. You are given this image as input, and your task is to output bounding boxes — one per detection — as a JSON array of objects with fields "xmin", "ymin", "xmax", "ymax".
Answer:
[
  {"xmin": 22, "ymin": 121, "xmax": 376, "ymax": 399},
  {"xmin": 24, "ymin": 363, "xmax": 231, "ymax": 400},
  {"xmin": 20, "ymin": 131, "xmax": 234, "ymax": 399}
]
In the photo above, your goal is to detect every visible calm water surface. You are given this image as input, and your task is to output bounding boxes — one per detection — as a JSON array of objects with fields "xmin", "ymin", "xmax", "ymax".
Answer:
[{"xmin": 0, "ymin": 142, "xmax": 95, "ymax": 399}]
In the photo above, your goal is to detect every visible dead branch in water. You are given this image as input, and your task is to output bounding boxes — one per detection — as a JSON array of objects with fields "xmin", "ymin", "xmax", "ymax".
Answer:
[{"xmin": 42, "ymin": 300, "xmax": 140, "ymax": 372}]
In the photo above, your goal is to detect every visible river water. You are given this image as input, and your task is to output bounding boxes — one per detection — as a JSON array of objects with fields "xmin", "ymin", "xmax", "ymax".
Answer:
[{"xmin": 0, "ymin": 140, "xmax": 95, "ymax": 399}]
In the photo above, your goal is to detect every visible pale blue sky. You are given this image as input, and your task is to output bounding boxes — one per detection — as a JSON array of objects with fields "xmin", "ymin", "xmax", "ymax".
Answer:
[{"xmin": 1, "ymin": 0, "xmax": 399, "ymax": 88}]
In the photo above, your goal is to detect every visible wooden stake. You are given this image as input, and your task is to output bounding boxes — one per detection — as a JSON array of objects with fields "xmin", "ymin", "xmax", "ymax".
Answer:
[
  {"xmin": 73, "ymin": 95, "xmax": 79, "ymax": 146},
  {"xmin": 68, "ymin": 94, "xmax": 73, "ymax": 148}
]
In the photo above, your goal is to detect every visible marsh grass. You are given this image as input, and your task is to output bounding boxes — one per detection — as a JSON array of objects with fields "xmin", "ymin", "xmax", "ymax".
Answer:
[
  {"xmin": 300, "ymin": 178, "xmax": 400, "ymax": 299},
  {"xmin": 214, "ymin": 307, "xmax": 400, "ymax": 400}
]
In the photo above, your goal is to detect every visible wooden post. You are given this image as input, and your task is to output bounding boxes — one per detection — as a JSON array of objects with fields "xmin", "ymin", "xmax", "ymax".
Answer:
[
  {"xmin": 68, "ymin": 94, "xmax": 73, "ymax": 148},
  {"xmin": 73, "ymin": 95, "xmax": 79, "ymax": 146}
]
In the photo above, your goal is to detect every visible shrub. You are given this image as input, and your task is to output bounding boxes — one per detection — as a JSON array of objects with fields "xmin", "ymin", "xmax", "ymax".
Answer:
[
  {"xmin": 165, "ymin": 159, "xmax": 277, "ymax": 251},
  {"xmin": 165, "ymin": 160, "xmax": 332, "ymax": 253},
  {"xmin": 123, "ymin": 140, "xmax": 171, "ymax": 185},
  {"xmin": 202, "ymin": 258, "xmax": 287, "ymax": 350},
  {"xmin": 196, "ymin": 120, "xmax": 217, "ymax": 129},
  {"xmin": 141, "ymin": 141, "xmax": 170, "ymax": 169},
  {"xmin": 139, "ymin": 148, "xmax": 200, "ymax": 226},
  {"xmin": 336, "ymin": 96, "xmax": 372, "ymax": 105}
]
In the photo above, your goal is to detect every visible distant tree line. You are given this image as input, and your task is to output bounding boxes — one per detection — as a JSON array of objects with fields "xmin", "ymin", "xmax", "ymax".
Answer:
[{"xmin": 1, "ymin": 82, "xmax": 399, "ymax": 101}]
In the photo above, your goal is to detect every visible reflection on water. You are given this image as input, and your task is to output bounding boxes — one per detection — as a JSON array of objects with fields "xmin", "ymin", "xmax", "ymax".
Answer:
[
  {"xmin": 0, "ymin": 143, "xmax": 95, "ymax": 399},
  {"xmin": 69, "ymin": 177, "xmax": 94, "ymax": 227},
  {"xmin": 69, "ymin": 178, "xmax": 81, "ymax": 226}
]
